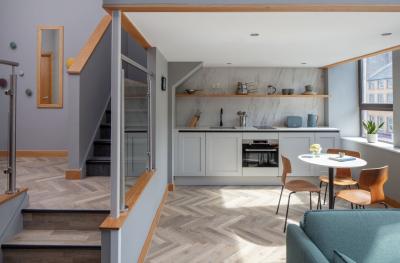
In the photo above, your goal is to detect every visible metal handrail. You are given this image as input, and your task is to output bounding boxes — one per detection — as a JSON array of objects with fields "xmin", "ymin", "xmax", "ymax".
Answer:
[{"xmin": 1, "ymin": 59, "xmax": 18, "ymax": 194}]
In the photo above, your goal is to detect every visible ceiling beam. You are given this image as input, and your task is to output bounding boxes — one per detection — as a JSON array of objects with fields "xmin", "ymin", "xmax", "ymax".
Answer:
[
  {"xmin": 104, "ymin": 4, "xmax": 400, "ymax": 12},
  {"xmin": 323, "ymin": 44, "xmax": 400, "ymax": 69}
]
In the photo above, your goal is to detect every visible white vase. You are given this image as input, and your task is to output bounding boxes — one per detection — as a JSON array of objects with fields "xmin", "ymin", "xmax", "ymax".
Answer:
[{"xmin": 367, "ymin": 134, "xmax": 378, "ymax": 143}]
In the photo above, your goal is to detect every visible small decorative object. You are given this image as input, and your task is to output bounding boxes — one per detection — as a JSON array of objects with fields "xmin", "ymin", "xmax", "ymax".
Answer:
[
  {"xmin": 287, "ymin": 116, "xmax": 302, "ymax": 128},
  {"xmin": 281, "ymin": 88, "xmax": 290, "ymax": 95},
  {"xmin": 288, "ymin": 88, "xmax": 294, "ymax": 95},
  {"xmin": 9, "ymin": 41, "xmax": 17, "ymax": 50},
  {"xmin": 66, "ymin": 57, "xmax": 75, "ymax": 69},
  {"xmin": 362, "ymin": 120, "xmax": 384, "ymax": 143},
  {"xmin": 18, "ymin": 70, "xmax": 24, "ymax": 77},
  {"xmin": 187, "ymin": 110, "xmax": 201, "ymax": 127},
  {"xmin": 184, "ymin": 89, "xmax": 199, "ymax": 95},
  {"xmin": 25, "ymin": 89, "xmax": 33, "ymax": 97},
  {"xmin": 303, "ymin": 84, "xmax": 317, "ymax": 95},
  {"xmin": 161, "ymin": 76, "xmax": 167, "ymax": 91},
  {"xmin": 0, "ymin": 78, "xmax": 7, "ymax": 89},
  {"xmin": 310, "ymin": 144, "xmax": 322, "ymax": 156},
  {"xmin": 267, "ymin": 85, "xmax": 277, "ymax": 95},
  {"xmin": 339, "ymin": 152, "xmax": 345, "ymax": 158},
  {"xmin": 307, "ymin": 114, "xmax": 318, "ymax": 127}
]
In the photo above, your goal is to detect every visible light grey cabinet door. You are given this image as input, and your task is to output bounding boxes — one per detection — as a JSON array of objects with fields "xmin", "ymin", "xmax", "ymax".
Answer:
[
  {"xmin": 314, "ymin": 132, "xmax": 341, "ymax": 176},
  {"xmin": 177, "ymin": 132, "xmax": 206, "ymax": 177},
  {"xmin": 279, "ymin": 132, "xmax": 315, "ymax": 177},
  {"xmin": 206, "ymin": 132, "xmax": 242, "ymax": 176}
]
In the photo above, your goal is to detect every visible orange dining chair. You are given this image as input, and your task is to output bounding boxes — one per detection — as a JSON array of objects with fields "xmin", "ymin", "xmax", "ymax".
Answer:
[{"xmin": 276, "ymin": 155, "xmax": 321, "ymax": 232}]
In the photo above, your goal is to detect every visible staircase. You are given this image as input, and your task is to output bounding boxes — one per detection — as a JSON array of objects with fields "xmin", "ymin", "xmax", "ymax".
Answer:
[
  {"xmin": 2, "ymin": 209, "xmax": 109, "ymax": 263},
  {"xmin": 85, "ymin": 79, "xmax": 148, "ymax": 177}
]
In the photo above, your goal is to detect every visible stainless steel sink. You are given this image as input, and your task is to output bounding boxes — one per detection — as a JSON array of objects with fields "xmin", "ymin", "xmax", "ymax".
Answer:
[{"xmin": 209, "ymin": 126, "xmax": 236, "ymax": 129}]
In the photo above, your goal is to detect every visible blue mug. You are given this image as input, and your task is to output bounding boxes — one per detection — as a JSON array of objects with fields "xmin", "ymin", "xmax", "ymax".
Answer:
[{"xmin": 307, "ymin": 114, "xmax": 318, "ymax": 127}]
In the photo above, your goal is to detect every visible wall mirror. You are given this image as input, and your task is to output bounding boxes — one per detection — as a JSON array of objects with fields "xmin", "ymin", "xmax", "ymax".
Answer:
[{"xmin": 36, "ymin": 26, "xmax": 64, "ymax": 108}]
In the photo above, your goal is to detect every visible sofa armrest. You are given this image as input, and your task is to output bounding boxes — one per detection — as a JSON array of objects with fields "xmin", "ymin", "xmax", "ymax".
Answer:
[{"xmin": 286, "ymin": 224, "xmax": 329, "ymax": 263}]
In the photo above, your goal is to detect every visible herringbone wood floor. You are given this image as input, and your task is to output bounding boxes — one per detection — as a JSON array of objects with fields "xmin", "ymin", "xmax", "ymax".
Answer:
[
  {"xmin": 145, "ymin": 186, "xmax": 348, "ymax": 263},
  {"xmin": 0, "ymin": 157, "xmax": 111, "ymax": 209}
]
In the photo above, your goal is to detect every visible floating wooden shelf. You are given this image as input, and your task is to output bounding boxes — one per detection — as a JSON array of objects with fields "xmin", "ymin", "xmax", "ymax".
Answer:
[{"xmin": 176, "ymin": 93, "xmax": 328, "ymax": 98}]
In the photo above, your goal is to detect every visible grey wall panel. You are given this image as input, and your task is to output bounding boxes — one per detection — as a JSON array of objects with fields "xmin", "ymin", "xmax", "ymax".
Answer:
[
  {"xmin": 103, "ymin": 0, "xmax": 400, "ymax": 5},
  {"xmin": 78, "ymin": 28, "xmax": 112, "ymax": 168},
  {"xmin": 0, "ymin": 0, "xmax": 106, "ymax": 150},
  {"xmin": 327, "ymin": 62, "xmax": 360, "ymax": 137},
  {"xmin": 0, "ymin": 192, "xmax": 28, "ymax": 263}
]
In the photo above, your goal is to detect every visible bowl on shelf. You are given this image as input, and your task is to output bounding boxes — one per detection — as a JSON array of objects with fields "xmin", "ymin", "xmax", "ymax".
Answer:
[{"xmin": 184, "ymin": 89, "xmax": 199, "ymax": 95}]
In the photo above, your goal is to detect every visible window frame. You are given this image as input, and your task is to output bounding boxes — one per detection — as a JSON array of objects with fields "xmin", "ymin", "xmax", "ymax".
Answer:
[{"xmin": 358, "ymin": 59, "xmax": 393, "ymax": 141}]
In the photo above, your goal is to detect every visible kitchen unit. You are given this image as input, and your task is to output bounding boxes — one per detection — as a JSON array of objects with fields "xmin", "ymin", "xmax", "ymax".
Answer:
[{"xmin": 175, "ymin": 128, "xmax": 340, "ymax": 183}]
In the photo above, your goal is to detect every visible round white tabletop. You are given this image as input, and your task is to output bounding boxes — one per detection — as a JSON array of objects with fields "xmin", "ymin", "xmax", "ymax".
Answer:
[{"xmin": 298, "ymin": 153, "xmax": 367, "ymax": 168}]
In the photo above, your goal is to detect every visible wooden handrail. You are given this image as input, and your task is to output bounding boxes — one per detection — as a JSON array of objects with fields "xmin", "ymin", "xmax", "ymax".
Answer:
[
  {"xmin": 121, "ymin": 13, "xmax": 152, "ymax": 50},
  {"xmin": 68, "ymin": 15, "xmax": 112, "ymax": 75},
  {"xmin": 99, "ymin": 170, "xmax": 155, "ymax": 230}
]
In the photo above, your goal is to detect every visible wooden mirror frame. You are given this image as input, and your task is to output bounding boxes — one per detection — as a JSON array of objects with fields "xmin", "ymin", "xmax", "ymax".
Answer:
[{"xmin": 36, "ymin": 25, "xmax": 64, "ymax": 108}]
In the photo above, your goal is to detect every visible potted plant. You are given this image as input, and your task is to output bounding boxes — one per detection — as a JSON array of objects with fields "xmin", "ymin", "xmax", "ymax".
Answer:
[{"xmin": 362, "ymin": 120, "xmax": 384, "ymax": 143}]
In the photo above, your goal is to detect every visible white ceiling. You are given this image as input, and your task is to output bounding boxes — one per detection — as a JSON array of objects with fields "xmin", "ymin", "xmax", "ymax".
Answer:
[{"xmin": 126, "ymin": 12, "xmax": 400, "ymax": 67}]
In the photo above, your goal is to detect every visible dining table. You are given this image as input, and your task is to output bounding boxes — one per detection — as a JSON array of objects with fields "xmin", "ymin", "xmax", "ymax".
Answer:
[{"xmin": 298, "ymin": 153, "xmax": 367, "ymax": 209}]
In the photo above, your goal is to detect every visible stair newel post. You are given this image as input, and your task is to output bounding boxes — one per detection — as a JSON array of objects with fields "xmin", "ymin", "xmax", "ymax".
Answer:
[
  {"xmin": 147, "ymin": 76, "xmax": 153, "ymax": 171},
  {"xmin": 120, "ymin": 68, "xmax": 126, "ymax": 212},
  {"xmin": 110, "ymin": 10, "xmax": 122, "ymax": 220}
]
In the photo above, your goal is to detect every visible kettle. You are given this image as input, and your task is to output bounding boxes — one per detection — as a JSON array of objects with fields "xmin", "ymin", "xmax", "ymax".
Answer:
[{"xmin": 237, "ymin": 111, "xmax": 248, "ymax": 127}]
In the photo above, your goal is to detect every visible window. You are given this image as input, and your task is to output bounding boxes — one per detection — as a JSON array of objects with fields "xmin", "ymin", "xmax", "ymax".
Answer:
[
  {"xmin": 387, "ymin": 94, "xmax": 393, "ymax": 104},
  {"xmin": 368, "ymin": 94, "xmax": 375, "ymax": 103},
  {"xmin": 377, "ymin": 94, "xmax": 384, "ymax": 103},
  {"xmin": 360, "ymin": 52, "xmax": 393, "ymax": 143},
  {"xmin": 388, "ymin": 79, "xmax": 393, "ymax": 89}
]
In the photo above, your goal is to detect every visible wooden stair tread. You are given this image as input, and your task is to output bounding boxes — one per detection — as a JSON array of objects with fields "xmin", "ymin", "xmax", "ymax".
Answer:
[{"xmin": 2, "ymin": 230, "xmax": 101, "ymax": 248}]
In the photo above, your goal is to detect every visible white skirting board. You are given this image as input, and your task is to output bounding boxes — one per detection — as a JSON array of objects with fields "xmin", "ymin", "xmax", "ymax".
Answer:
[{"xmin": 174, "ymin": 176, "xmax": 320, "ymax": 186}]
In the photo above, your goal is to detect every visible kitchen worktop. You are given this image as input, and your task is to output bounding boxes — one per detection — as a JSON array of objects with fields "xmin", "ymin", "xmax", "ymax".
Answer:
[{"xmin": 176, "ymin": 127, "xmax": 339, "ymax": 132}]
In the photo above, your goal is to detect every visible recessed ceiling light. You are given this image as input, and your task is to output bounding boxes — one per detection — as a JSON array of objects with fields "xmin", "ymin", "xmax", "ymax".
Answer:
[
  {"xmin": 301, "ymin": 62, "xmax": 307, "ymax": 65},
  {"xmin": 226, "ymin": 62, "xmax": 232, "ymax": 65},
  {"xmin": 250, "ymin": 33, "xmax": 260, "ymax": 37},
  {"xmin": 381, "ymin": 32, "xmax": 392, "ymax": 36}
]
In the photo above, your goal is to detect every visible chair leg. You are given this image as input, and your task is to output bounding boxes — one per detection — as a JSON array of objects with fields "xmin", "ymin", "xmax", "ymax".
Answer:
[
  {"xmin": 382, "ymin": 203, "xmax": 389, "ymax": 208},
  {"xmin": 323, "ymin": 183, "xmax": 328, "ymax": 205},
  {"xmin": 276, "ymin": 185, "xmax": 284, "ymax": 215},
  {"xmin": 333, "ymin": 196, "xmax": 336, "ymax": 209},
  {"xmin": 284, "ymin": 192, "xmax": 294, "ymax": 233},
  {"xmin": 317, "ymin": 192, "xmax": 321, "ymax": 210},
  {"xmin": 309, "ymin": 192, "xmax": 312, "ymax": 210}
]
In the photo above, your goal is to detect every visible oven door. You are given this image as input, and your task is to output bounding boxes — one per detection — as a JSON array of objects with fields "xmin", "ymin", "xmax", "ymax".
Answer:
[{"xmin": 242, "ymin": 146, "xmax": 279, "ymax": 168}]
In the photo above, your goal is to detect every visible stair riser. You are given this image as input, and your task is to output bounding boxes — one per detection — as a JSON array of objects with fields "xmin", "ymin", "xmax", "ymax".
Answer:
[
  {"xmin": 86, "ymin": 162, "xmax": 110, "ymax": 177},
  {"xmin": 100, "ymin": 126, "xmax": 110, "ymax": 139},
  {"xmin": 106, "ymin": 111, "xmax": 111, "ymax": 123},
  {"xmin": 93, "ymin": 143, "xmax": 110, "ymax": 157},
  {"xmin": 3, "ymin": 248, "xmax": 101, "ymax": 263},
  {"xmin": 23, "ymin": 212, "xmax": 108, "ymax": 231}
]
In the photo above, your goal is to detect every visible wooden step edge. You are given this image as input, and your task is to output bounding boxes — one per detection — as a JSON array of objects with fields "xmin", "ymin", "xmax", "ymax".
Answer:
[
  {"xmin": 22, "ymin": 208, "xmax": 110, "ymax": 214},
  {"xmin": 1, "ymin": 244, "xmax": 101, "ymax": 250}
]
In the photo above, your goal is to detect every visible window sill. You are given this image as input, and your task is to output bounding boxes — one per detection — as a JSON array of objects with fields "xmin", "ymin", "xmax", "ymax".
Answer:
[{"xmin": 341, "ymin": 137, "xmax": 400, "ymax": 154}]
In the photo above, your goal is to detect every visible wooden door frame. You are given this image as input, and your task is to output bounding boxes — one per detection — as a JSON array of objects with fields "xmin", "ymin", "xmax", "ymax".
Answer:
[{"xmin": 36, "ymin": 25, "xmax": 64, "ymax": 109}]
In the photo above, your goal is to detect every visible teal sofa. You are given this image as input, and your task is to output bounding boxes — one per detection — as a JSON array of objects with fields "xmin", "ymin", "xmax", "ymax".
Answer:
[{"xmin": 287, "ymin": 210, "xmax": 400, "ymax": 263}]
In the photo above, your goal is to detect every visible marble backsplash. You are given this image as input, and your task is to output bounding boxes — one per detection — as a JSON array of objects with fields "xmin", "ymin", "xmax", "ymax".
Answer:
[{"xmin": 176, "ymin": 67, "xmax": 326, "ymax": 127}]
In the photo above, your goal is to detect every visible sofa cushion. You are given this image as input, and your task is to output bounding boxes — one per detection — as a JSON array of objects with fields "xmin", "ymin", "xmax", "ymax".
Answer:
[
  {"xmin": 302, "ymin": 210, "xmax": 400, "ymax": 263},
  {"xmin": 333, "ymin": 250, "xmax": 356, "ymax": 263}
]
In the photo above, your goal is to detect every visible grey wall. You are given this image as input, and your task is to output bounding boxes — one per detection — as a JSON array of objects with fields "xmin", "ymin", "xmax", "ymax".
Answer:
[
  {"xmin": 175, "ymin": 67, "xmax": 325, "ymax": 128},
  {"xmin": 341, "ymin": 139, "xmax": 400, "ymax": 201},
  {"xmin": 168, "ymin": 62, "xmax": 203, "ymax": 184},
  {"xmin": 0, "ymin": 0, "xmax": 106, "ymax": 150},
  {"xmin": 67, "ymin": 28, "xmax": 112, "ymax": 170},
  {"xmin": 0, "ymin": 192, "xmax": 28, "ymax": 263},
  {"xmin": 103, "ymin": 0, "xmax": 400, "ymax": 5},
  {"xmin": 120, "ymin": 47, "xmax": 168, "ymax": 263},
  {"xmin": 327, "ymin": 62, "xmax": 360, "ymax": 137}
]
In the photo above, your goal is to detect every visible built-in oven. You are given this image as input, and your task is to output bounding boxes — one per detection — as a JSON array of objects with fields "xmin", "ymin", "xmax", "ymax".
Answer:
[{"xmin": 242, "ymin": 134, "xmax": 279, "ymax": 177}]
